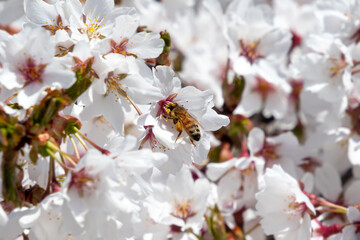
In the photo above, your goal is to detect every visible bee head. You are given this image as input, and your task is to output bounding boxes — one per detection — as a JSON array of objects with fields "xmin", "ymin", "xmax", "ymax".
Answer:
[{"xmin": 165, "ymin": 102, "xmax": 177, "ymax": 114}]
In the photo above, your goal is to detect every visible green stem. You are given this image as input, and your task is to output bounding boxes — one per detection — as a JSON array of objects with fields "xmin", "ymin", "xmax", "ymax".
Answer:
[
  {"xmin": 46, "ymin": 149, "xmax": 66, "ymax": 170},
  {"xmin": 69, "ymin": 135, "xmax": 80, "ymax": 160},
  {"xmin": 45, "ymin": 141, "xmax": 77, "ymax": 167},
  {"xmin": 74, "ymin": 132, "xmax": 89, "ymax": 151}
]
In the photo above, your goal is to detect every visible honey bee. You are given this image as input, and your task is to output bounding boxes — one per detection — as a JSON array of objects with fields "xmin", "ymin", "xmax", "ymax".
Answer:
[{"xmin": 165, "ymin": 102, "xmax": 201, "ymax": 146}]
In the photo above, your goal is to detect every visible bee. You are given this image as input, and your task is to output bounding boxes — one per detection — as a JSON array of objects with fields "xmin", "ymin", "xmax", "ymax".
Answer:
[{"xmin": 165, "ymin": 102, "xmax": 201, "ymax": 146}]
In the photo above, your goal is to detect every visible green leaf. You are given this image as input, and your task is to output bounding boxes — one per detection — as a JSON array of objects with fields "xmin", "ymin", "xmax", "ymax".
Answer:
[{"xmin": 205, "ymin": 205, "xmax": 228, "ymax": 240}]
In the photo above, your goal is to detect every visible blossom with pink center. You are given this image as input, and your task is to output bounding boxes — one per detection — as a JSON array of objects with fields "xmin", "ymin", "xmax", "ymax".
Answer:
[
  {"xmin": 96, "ymin": 14, "xmax": 164, "ymax": 60},
  {"xmin": 225, "ymin": 0, "xmax": 292, "ymax": 76},
  {"xmin": 0, "ymin": 27, "xmax": 75, "ymax": 109},
  {"xmin": 234, "ymin": 63, "xmax": 292, "ymax": 119},
  {"xmin": 255, "ymin": 165, "xmax": 315, "ymax": 240},
  {"xmin": 145, "ymin": 167, "xmax": 211, "ymax": 237}
]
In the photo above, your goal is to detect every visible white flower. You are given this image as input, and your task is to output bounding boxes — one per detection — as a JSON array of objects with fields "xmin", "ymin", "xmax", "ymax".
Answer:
[
  {"xmin": 96, "ymin": 14, "xmax": 164, "ymax": 60},
  {"xmin": 234, "ymin": 63, "xmax": 292, "ymax": 119},
  {"xmin": 290, "ymin": 34, "xmax": 352, "ymax": 103},
  {"xmin": 255, "ymin": 165, "xmax": 315, "ymax": 240},
  {"xmin": 226, "ymin": 0, "xmax": 291, "ymax": 76},
  {"xmin": 67, "ymin": 0, "xmax": 136, "ymax": 44},
  {"xmin": 80, "ymin": 53, "xmax": 162, "ymax": 134},
  {"xmin": 18, "ymin": 193, "xmax": 82, "ymax": 240},
  {"xmin": 139, "ymin": 66, "xmax": 229, "ymax": 170},
  {"xmin": 0, "ymin": 27, "xmax": 75, "ymax": 109},
  {"xmin": 145, "ymin": 167, "xmax": 211, "ymax": 236},
  {"xmin": 248, "ymin": 127, "xmax": 301, "ymax": 177},
  {"xmin": 24, "ymin": 0, "xmax": 70, "ymax": 35},
  {"xmin": 62, "ymin": 149, "xmax": 135, "ymax": 239}
]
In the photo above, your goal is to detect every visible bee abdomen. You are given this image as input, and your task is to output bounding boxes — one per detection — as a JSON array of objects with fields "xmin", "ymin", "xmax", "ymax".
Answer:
[{"xmin": 188, "ymin": 126, "xmax": 201, "ymax": 141}]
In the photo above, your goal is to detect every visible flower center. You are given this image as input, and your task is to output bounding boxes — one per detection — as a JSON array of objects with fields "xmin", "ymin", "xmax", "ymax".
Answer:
[
  {"xmin": 80, "ymin": 12, "xmax": 105, "ymax": 39},
  {"xmin": 255, "ymin": 141, "xmax": 280, "ymax": 162},
  {"xmin": 329, "ymin": 55, "xmax": 348, "ymax": 78},
  {"xmin": 18, "ymin": 57, "xmax": 46, "ymax": 85},
  {"xmin": 69, "ymin": 167, "xmax": 98, "ymax": 197},
  {"xmin": 140, "ymin": 126, "xmax": 169, "ymax": 152},
  {"xmin": 172, "ymin": 200, "xmax": 196, "ymax": 221},
  {"xmin": 285, "ymin": 195, "xmax": 307, "ymax": 220},
  {"xmin": 104, "ymin": 72, "xmax": 128, "ymax": 100},
  {"xmin": 108, "ymin": 39, "xmax": 137, "ymax": 57},
  {"xmin": 251, "ymin": 76, "xmax": 276, "ymax": 100},
  {"xmin": 239, "ymin": 39, "xmax": 262, "ymax": 64},
  {"xmin": 43, "ymin": 15, "xmax": 69, "ymax": 35},
  {"xmin": 157, "ymin": 93, "xmax": 178, "ymax": 117}
]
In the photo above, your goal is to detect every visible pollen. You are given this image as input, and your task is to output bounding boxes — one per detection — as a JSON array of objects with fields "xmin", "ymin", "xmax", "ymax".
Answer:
[
  {"xmin": 107, "ymin": 39, "xmax": 137, "ymax": 58},
  {"xmin": 239, "ymin": 39, "xmax": 262, "ymax": 64},
  {"xmin": 329, "ymin": 55, "xmax": 348, "ymax": 79},
  {"xmin": 104, "ymin": 72, "xmax": 128, "ymax": 101},
  {"xmin": 42, "ymin": 15, "xmax": 69, "ymax": 35},
  {"xmin": 254, "ymin": 141, "xmax": 281, "ymax": 163},
  {"xmin": 285, "ymin": 195, "xmax": 307, "ymax": 220},
  {"xmin": 69, "ymin": 167, "xmax": 96, "ymax": 197},
  {"xmin": 172, "ymin": 200, "xmax": 196, "ymax": 221},
  {"xmin": 251, "ymin": 76, "xmax": 276, "ymax": 100},
  {"xmin": 80, "ymin": 13, "xmax": 105, "ymax": 39},
  {"xmin": 17, "ymin": 57, "xmax": 46, "ymax": 85}
]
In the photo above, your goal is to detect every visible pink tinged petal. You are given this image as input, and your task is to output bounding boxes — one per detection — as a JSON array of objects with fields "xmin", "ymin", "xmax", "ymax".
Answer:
[
  {"xmin": 248, "ymin": 128, "xmax": 265, "ymax": 154},
  {"xmin": 84, "ymin": 0, "xmax": 114, "ymax": 19},
  {"xmin": 128, "ymin": 32, "xmax": 164, "ymax": 59},
  {"xmin": 315, "ymin": 163, "xmax": 342, "ymax": 202},
  {"xmin": 24, "ymin": 0, "xmax": 57, "ymax": 25}
]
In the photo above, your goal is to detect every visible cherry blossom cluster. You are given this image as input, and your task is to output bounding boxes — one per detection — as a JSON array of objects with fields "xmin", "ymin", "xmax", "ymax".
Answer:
[{"xmin": 1, "ymin": 0, "xmax": 360, "ymax": 239}]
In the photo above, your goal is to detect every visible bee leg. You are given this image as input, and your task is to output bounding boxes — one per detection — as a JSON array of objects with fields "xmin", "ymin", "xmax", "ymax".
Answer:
[{"xmin": 174, "ymin": 119, "xmax": 183, "ymax": 143}]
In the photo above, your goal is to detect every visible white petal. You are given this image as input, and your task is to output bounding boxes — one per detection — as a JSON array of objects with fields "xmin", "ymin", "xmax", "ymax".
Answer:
[
  {"xmin": 315, "ymin": 163, "xmax": 342, "ymax": 202},
  {"xmin": 198, "ymin": 108, "xmax": 229, "ymax": 131},
  {"xmin": 25, "ymin": 0, "xmax": 57, "ymax": 25},
  {"xmin": 248, "ymin": 128, "xmax": 265, "ymax": 154},
  {"xmin": 128, "ymin": 32, "xmax": 164, "ymax": 59},
  {"xmin": 84, "ymin": 0, "xmax": 114, "ymax": 19}
]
